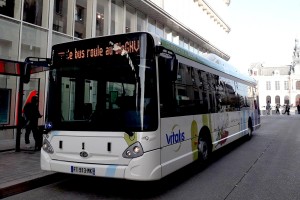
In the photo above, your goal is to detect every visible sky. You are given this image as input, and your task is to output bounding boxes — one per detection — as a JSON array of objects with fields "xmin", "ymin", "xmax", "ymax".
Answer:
[{"xmin": 227, "ymin": 0, "xmax": 300, "ymax": 73}]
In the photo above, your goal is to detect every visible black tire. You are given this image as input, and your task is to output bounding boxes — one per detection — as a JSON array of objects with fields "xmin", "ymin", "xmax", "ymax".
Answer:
[
  {"xmin": 247, "ymin": 118, "xmax": 253, "ymax": 140},
  {"xmin": 198, "ymin": 133, "xmax": 211, "ymax": 163}
]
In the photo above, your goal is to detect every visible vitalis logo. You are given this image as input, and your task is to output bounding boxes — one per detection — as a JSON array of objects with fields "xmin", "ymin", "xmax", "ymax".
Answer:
[{"xmin": 166, "ymin": 129, "xmax": 185, "ymax": 145}]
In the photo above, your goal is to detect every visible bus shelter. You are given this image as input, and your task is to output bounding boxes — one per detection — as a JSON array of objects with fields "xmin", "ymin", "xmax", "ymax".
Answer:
[{"xmin": 0, "ymin": 58, "xmax": 49, "ymax": 152}]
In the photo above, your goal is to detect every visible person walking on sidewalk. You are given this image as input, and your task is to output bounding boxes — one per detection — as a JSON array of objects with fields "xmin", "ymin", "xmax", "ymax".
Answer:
[
  {"xmin": 266, "ymin": 101, "xmax": 271, "ymax": 115},
  {"xmin": 297, "ymin": 104, "xmax": 300, "ymax": 114},
  {"xmin": 283, "ymin": 104, "xmax": 290, "ymax": 115},
  {"xmin": 24, "ymin": 95, "xmax": 42, "ymax": 150},
  {"xmin": 275, "ymin": 104, "xmax": 280, "ymax": 114}
]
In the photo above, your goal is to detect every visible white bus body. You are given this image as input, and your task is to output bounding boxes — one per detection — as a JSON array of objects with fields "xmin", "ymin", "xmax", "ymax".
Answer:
[{"xmin": 41, "ymin": 32, "xmax": 260, "ymax": 181}]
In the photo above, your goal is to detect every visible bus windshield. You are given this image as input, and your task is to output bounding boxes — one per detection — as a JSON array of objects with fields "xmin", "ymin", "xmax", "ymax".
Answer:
[{"xmin": 48, "ymin": 33, "xmax": 158, "ymax": 132}]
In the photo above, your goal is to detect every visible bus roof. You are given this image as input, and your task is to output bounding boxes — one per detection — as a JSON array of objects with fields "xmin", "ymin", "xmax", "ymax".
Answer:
[{"xmin": 160, "ymin": 38, "xmax": 256, "ymax": 85}]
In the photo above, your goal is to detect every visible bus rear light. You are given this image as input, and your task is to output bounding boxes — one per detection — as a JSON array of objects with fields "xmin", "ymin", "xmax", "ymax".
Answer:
[
  {"xmin": 42, "ymin": 139, "xmax": 54, "ymax": 154},
  {"xmin": 122, "ymin": 142, "xmax": 144, "ymax": 158}
]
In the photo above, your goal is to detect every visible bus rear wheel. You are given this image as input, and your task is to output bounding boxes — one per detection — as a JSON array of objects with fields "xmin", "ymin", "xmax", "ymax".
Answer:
[
  {"xmin": 247, "ymin": 118, "xmax": 253, "ymax": 139},
  {"xmin": 198, "ymin": 136, "xmax": 210, "ymax": 162}
]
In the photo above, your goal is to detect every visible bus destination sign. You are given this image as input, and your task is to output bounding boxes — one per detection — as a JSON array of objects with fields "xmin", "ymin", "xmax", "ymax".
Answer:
[{"xmin": 56, "ymin": 39, "xmax": 140, "ymax": 61}]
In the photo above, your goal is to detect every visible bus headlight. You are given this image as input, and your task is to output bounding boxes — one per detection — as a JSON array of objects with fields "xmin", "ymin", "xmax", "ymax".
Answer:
[
  {"xmin": 44, "ymin": 121, "xmax": 53, "ymax": 130},
  {"xmin": 42, "ymin": 139, "xmax": 54, "ymax": 154},
  {"xmin": 122, "ymin": 142, "xmax": 144, "ymax": 158}
]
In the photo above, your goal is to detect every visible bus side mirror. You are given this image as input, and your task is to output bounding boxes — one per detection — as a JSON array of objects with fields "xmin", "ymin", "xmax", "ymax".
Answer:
[
  {"xmin": 172, "ymin": 59, "xmax": 178, "ymax": 81},
  {"xmin": 22, "ymin": 63, "xmax": 32, "ymax": 83}
]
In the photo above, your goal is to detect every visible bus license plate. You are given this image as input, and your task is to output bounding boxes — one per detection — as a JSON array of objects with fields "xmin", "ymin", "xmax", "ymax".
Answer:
[{"xmin": 71, "ymin": 166, "xmax": 95, "ymax": 175}]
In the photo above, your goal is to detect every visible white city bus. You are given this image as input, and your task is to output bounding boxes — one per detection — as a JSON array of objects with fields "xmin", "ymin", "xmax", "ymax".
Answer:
[{"xmin": 41, "ymin": 32, "xmax": 260, "ymax": 181}]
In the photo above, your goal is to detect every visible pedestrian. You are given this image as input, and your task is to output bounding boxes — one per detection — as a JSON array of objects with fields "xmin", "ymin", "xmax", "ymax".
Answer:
[
  {"xmin": 297, "ymin": 104, "xmax": 300, "ymax": 114},
  {"xmin": 266, "ymin": 101, "xmax": 271, "ymax": 115},
  {"xmin": 275, "ymin": 104, "xmax": 280, "ymax": 114},
  {"xmin": 283, "ymin": 104, "xmax": 290, "ymax": 115},
  {"xmin": 23, "ymin": 95, "xmax": 42, "ymax": 150},
  {"xmin": 286, "ymin": 104, "xmax": 290, "ymax": 115}
]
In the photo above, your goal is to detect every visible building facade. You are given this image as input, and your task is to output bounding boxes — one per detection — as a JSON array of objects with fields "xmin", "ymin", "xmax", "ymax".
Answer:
[
  {"xmin": 0, "ymin": 0, "xmax": 231, "ymax": 140},
  {"xmin": 248, "ymin": 39, "xmax": 300, "ymax": 112}
]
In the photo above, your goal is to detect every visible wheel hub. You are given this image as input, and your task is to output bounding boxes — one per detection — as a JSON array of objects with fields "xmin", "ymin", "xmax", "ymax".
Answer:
[{"xmin": 198, "ymin": 140, "xmax": 208, "ymax": 160}]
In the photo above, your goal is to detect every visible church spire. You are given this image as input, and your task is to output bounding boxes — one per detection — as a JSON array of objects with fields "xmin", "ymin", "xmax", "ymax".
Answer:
[{"xmin": 293, "ymin": 38, "xmax": 300, "ymax": 64}]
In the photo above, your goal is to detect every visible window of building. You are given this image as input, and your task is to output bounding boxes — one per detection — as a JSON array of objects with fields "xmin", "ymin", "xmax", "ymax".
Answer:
[
  {"xmin": 273, "ymin": 70, "xmax": 280, "ymax": 75},
  {"xmin": 194, "ymin": 44, "xmax": 199, "ymax": 54},
  {"xmin": 96, "ymin": 0, "xmax": 108, "ymax": 36},
  {"xmin": 172, "ymin": 31, "xmax": 179, "ymax": 45},
  {"xmin": 284, "ymin": 96, "xmax": 289, "ymax": 105},
  {"xmin": 275, "ymin": 81, "xmax": 280, "ymax": 90},
  {"xmin": 156, "ymin": 22, "xmax": 164, "ymax": 38},
  {"xmin": 0, "ymin": 0, "xmax": 21, "ymax": 19},
  {"xmin": 284, "ymin": 81, "xmax": 289, "ymax": 90},
  {"xmin": 179, "ymin": 35, "xmax": 184, "ymax": 47},
  {"xmin": 253, "ymin": 71, "xmax": 257, "ymax": 76},
  {"xmin": 20, "ymin": 24, "xmax": 47, "ymax": 61},
  {"xmin": 296, "ymin": 81, "xmax": 300, "ymax": 90},
  {"xmin": 266, "ymin": 96, "xmax": 271, "ymax": 104},
  {"xmin": 190, "ymin": 42, "xmax": 195, "ymax": 53},
  {"xmin": 23, "ymin": 0, "xmax": 47, "ymax": 27},
  {"xmin": 183, "ymin": 38, "xmax": 189, "ymax": 50},
  {"xmin": 295, "ymin": 94, "xmax": 300, "ymax": 106},
  {"xmin": 266, "ymin": 81, "xmax": 271, "ymax": 90},
  {"xmin": 275, "ymin": 95, "xmax": 280, "ymax": 105},
  {"xmin": 52, "ymin": 32, "xmax": 72, "ymax": 46},
  {"xmin": 75, "ymin": 5, "xmax": 84, "ymax": 21},
  {"xmin": 147, "ymin": 17, "xmax": 155, "ymax": 34},
  {"xmin": 137, "ymin": 11, "xmax": 146, "ymax": 31},
  {"xmin": 125, "ymin": 4, "xmax": 135, "ymax": 33},
  {"xmin": 74, "ymin": 1, "xmax": 87, "ymax": 39},
  {"xmin": 0, "ymin": 19, "xmax": 20, "ymax": 60},
  {"xmin": 111, "ymin": 0, "xmax": 124, "ymax": 34},
  {"xmin": 53, "ymin": 0, "xmax": 71, "ymax": 34},
  {"xmin": 165, "ymin": 26, "xmax": 172, "ymax": 42},
  {"xmin": 55, "ymin": 0, "xmax": 62, "ymax": 14}
]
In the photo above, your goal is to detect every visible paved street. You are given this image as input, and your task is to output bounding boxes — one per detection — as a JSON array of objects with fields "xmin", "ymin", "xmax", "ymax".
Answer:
[{"xmin": 3, "ymin": 115, "xmax": 300, "ymax": 200}]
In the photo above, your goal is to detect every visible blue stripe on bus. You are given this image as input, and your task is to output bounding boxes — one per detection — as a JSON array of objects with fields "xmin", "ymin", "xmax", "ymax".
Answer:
[{"xmin": 106, "ymin": 165, "xmax": 117, "ymax": 177}]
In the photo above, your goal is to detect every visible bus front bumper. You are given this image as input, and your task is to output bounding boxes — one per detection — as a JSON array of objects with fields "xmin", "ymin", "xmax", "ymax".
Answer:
[{"xmin": 41, "ymin": 149, "xmax": 161, "ymax": 181}]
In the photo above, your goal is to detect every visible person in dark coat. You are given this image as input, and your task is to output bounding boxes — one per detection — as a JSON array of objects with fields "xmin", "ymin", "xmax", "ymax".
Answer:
[
  {"xmin": 283, "ymin": 104, "xmax": 290, "ymax": 115},
  {"xmin": 24, "ymin": 95, "xmax": 42, "ymax": 150}
]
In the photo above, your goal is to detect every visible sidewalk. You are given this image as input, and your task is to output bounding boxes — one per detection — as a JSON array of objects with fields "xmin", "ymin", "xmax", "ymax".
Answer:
[
  {"xmin": 1, "ymin": 128, "xmax": 39, "ymax": 152},
  {"xmin": 260, "ymin": 107, "xmax": 299, "ymax": 116},
  {"xmin": 0, "ymin": 135, "xmax": 64, "ymax": 198}
]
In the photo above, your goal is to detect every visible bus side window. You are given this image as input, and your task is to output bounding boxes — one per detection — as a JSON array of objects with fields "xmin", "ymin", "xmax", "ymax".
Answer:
[{"xmin": 83, "ymin": 103, "xmax": 92, "ymax": 119}]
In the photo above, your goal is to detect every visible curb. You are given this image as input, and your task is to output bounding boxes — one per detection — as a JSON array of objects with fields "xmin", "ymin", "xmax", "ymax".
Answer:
[{"xmin": 0, "ymin": 173, "xmax": 67, "ymax": 199}]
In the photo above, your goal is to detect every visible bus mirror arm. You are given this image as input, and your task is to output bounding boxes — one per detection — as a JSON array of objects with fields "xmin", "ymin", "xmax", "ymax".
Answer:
[
  {"xmin": 22, "ymin": 57, "xmax": 51, "ymax": 83},
  {"xmin": 24, "ymin": 57, "xmax": 51, "ymax": 68}
]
